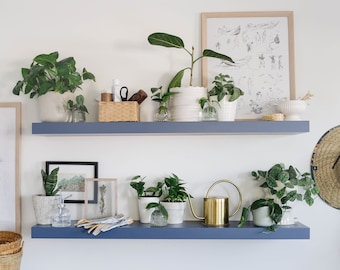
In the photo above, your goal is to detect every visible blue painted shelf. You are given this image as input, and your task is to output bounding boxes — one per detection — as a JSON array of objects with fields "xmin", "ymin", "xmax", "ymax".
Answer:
[
  {"xmin": 31, "ymin": 221, "xmax": 310, "ymax": 240},
  {"xmin": 32, "ymin": 121, "xmax": 309, "ymax": 135}
]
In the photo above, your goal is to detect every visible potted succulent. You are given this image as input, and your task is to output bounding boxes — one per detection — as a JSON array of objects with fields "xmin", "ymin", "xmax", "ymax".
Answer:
[
  {"xmin": 151, "ymin": 86, "xmax": 178, "ymax": 121},
  {"xmin": 207, "ymin": 73, "xmax": 244, "ymax": 121},
  {"xmin": 66, "ymin": 94, "xmax": 89, "ymax": 122},
  {"xmin": 32, "ymin": 167, "xmax": 62, "ymax": 225},
  {"xmin": 129, "ymin": 175, "xmax": 164, "ymax": 223},
  {"xmin": 238, "ymin": 163, "xmax": 319, "ymax": 230},
  {"xmin": 148, "ymin": 32, "xmax": 234, "ymax": 121},
  {"xmin": 12, "ymin": 51, "xmax": 95, "ymax": 122},
  {"xmin": 160, "ymin": 173, "xmax": 191, "ymax": 224}
]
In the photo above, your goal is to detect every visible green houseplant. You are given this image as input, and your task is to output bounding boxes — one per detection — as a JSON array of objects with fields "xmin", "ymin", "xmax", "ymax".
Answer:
[
  {"xmin": 161, "ymin": 173, "xmax": 191, "ymax": 224},
  {"xmin": 33, "ymin": 167, "xmax": 62, "ymax": 225},
  {"xmin": 66, "ymin": 94, "xmax": 89, "ymax": 122},
  {"xmin": 151, "ymin": 86, "xmax": 178, "ymax": 121},
  {"xmin": 12, "ymin": 51, "xmax": 95, "ymax": 122},
  {"xmin": 129, "ymin": 175, "xmax": 164, "ymax": 223},
  {"xmin": 238, "ymin": 163, "xmax": 319, "ymax": 230},
  {"xmin": 148, "ymin": 32, "xmax": 235, "ymax": 121}
]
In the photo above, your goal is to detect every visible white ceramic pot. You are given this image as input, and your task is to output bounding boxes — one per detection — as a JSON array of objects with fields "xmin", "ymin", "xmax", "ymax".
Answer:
[
  {"xmin": 252, "ymin": 206, "xmax": 274, "ymax": 227},
  {"xmin": 38, "ymin": 92, "xmax": 74, "ymax": 122},
  {"xmin": 32, "ymin": 195, "xmax": 59, "ymax": 225},
  {"xmin": 277, "ymin": 100, "xmax": 307, "ymax": 121},
  {"xmin": 138, "ymin": 197, "xmax": 160, "ymax": 224},
  {"xmin": 170, "ymin": 86, "xmax": 207, "ymax": 121},
  {"xmin": 212, "ymin": 96, "xmax": 238, "ymax": 121},
  {"xmin": 162, "ymin": 201, "xmax": 186, "ymax": 224}
]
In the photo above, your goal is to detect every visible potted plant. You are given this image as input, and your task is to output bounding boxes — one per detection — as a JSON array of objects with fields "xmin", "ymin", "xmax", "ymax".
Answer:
[
  {"xmin": 238, "ymin": 163, "xmax": 319, "ymax": 230},
  {"xmin": 151, "ymin": 86, "xmax": 178, "ymax": 121},
  {"xmin": 161, "ymin": 173, "xmax": 191, "ymax": 224},
  {"xmin": 238, "ymin": 198, "xmax": 283, "ymax": 231},
  {"xmin": 32, "ymin": 167, "xmax": 62, "ymax": 225},
  {"xmin": 148, "ymin": 32, "xmax": 234, "ymax": 121},
  {"xmin": 129, "ymin": 175, "xmax": 164, "ymax": 223},
  {"xmin": 207, "ymin": 73, "xmax": 244, "ymax": 121},
  {"xmin": 12, "ymin": 51, "xmax": 95, "ymax": 122},
  {"xmin": 66, "ymin": 94, "xmax": 89, "ymax": 122}
]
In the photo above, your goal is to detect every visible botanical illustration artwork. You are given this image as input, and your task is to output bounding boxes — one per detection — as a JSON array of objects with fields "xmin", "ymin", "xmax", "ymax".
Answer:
[
  {"xmin": 84, "ymin": 178, "xmax": 117, "ymax": 219},
  {"xmin": 0, "ymin": 103, "xmax": 20, "ymax": 232},
  {"xmin": 203, "ymin": 12, "xmax": 294, "ymax": 119},
  {"xmin": 46, "ymin": 161, "xmax": 98, "ymax": 203}
]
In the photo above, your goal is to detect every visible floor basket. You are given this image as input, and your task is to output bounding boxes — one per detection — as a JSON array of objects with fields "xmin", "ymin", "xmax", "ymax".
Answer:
[
  {"xmin": 0, "ymin": 247, "xmax": 23, "ymax": 270},
  {"xmin": 0, "ymin": 231, "xmax": 22, "ymax": 256}
]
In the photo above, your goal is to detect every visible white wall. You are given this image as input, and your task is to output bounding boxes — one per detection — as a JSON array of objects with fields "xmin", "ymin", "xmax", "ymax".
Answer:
[{"xmin": 1, "ymin": 0, "xmax": 340, "ymax": 269}]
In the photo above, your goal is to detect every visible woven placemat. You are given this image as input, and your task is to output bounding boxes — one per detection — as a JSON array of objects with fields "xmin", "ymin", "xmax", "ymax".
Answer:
[{"xmin": 311, "ymin": 125, "xmax": 340, "ymax": 209}]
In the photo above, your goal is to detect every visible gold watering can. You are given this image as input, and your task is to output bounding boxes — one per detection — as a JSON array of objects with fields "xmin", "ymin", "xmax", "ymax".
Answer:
[{"xmin": 187, "ymin": 180, "xmax": 242, "ymax": 227}]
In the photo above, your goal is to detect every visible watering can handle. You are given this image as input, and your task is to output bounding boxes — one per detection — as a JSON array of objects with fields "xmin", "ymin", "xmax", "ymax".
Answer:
[{"xmin": 205, "ymin": 180, "xmax": 243, "ymax": 217}]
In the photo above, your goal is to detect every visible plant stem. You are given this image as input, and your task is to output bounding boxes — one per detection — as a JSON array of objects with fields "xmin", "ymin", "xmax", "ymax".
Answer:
[{"xmin": 189, "ymin": 46, "xmax": 194, "ymax": 86}]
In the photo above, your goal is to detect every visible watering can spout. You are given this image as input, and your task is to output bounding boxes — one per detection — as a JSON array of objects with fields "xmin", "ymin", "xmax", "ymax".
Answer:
[{"xmin": 187, "ymin": 180, "xmax": 242, "ymax": 227}]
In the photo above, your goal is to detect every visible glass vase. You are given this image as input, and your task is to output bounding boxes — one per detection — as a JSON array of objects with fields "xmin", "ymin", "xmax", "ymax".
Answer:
[
  {"xmin": 72, "ymin": 110, "xmax": 86, "ymax": 122},
  {"xmin": 154, "ymin": 104, "xmax": 171, "ymax": 122},
  {"xmin": 201, "ymin": 104, "xmax": 217, "ymax": 121},
  {"xmin": 150, "ymin": 209, "xmax": 167, "ymax": 227}
]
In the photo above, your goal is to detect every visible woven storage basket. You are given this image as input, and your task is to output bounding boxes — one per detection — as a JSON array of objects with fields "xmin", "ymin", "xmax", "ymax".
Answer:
[
  {"xmin": 0, "ymin": 232, "xmax": 22, "ymax": 256},
  {"xmin": 0, "ymin": 247, "xmax": 23, "ymax": 270},
  {"xmin": 98, "ymin": 101, "xmax": 140, "ymax": 122}
]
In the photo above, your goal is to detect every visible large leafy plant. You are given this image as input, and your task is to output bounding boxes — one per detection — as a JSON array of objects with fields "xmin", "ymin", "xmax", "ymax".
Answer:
[
  {"xmin": 41, "ymin": 167, "xmax": 61, "ymax": 196},
  {"xmin": 148, "ymin": 32, "xmax": 234, "ymax": 89},
  {"xmin": 162, "ymin": 173, "xmax": 190, "ymax": 202},
  {"xmin": 12, "ymin": 51, "xmax": 95, "ymax": 98}
]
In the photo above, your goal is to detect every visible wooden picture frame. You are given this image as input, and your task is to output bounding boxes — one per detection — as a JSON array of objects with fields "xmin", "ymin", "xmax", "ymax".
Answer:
[
  {"xmin": 46, "ymin": 161, "xmax": 98, "ymax": 204},
  {"xmin": 202, "ymin": 11, "xmax": 295, "ymax": 119},
  {"xmin": 0, "ymin": 102, "xmax": 21, "ymax": 233},
  {"xmin": 84, "ymin": 178, "xmax": 118, "ymax": 219}
]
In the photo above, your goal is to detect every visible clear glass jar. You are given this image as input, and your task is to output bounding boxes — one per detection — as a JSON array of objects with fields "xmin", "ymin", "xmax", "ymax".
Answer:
[
  {"xmin": 154, "ymin": 104, "xmax": 171, "ymax": 122},
  {"xmin": 72, "ymin": 110, "xmax": 86, "ymax": 122},
  {"xmin": 150, "ymin": 209, "xmax": 167, "ymax": 227},
  {"xmin": 201, "ymin": 104, "xmax": 217, "ymax": 121}
]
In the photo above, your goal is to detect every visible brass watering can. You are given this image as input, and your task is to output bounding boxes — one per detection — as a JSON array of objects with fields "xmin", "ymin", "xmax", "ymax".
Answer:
[{"xmin": 188, "ymin": 180, "xmax": 242, "ymax": 227}]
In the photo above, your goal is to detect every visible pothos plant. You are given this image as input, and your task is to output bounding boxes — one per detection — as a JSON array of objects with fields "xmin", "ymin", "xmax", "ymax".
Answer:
[
  {"xmin": 208, "ymin": 73, "xmax": 244, "ymax": 102},
  {"xmin": 162, "ymin": 173, "xmax": 191, "ymax": 202},
  {"xmin": 148, "ymin": 32, "xmax": 234, "ymax": 89},
  {"xmin": 129, "ymin": 175, "xmax": 164, "ymax": 198}
]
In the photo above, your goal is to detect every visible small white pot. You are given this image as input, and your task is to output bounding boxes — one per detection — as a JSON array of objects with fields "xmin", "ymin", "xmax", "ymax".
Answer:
[
  {"xmin": 252, "ymin": 206, "xmax": 274, "ymax": 227},
  {"xmin": 138, "ymin": 197, "xmax": 160, "ymax": 224},
  {"xmin": 32, "ymin": 195, "xmax": 59, "ymax": 225},
  {"xmin": 212, "ymin": 96, "xmax": 238, "ymax": 121},
  {"xmin": 38, "ymin": 92, "xmax": 74, "ymax": 122},
  {"xmin": 277, "ymin": 100, "xmax": 307, "ymax": 121},
  {"xmin": 162, "ymin": 201, "xmax": 186, "ymax": 224}
]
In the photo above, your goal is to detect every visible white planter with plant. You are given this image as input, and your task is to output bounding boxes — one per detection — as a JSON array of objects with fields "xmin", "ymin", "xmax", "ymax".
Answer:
[
  {"xmin": 148, "ymin": 32, "xmax": 234, "ymax": 121},
  {"xmin": 32, "ymin": 167, "xmax": 62, "ymax": 225},
  {"xmin": 129, "ymin": 175, "xmax": 164, "ymax": 224},
  {"xmin": 12, "ymin": 51, "xmax": 95, "ymax": 122}
]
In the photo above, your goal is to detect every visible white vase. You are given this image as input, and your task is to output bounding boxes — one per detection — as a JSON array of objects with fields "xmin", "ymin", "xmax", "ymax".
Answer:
[
  {"xmin": 138, "ymin": 197, "xmax": 160, "ymax": 224},
  {"xmin": 252, "ymin": 206, "xmax": 274, "ymax": 227},
  {"xmin": 37, "ymin": 92, "xmax": 74, "ymax": 122},
  {"xmin": 162, "ymin": 201, "xmax": 186, "ymax": 224},
  {"xmin": 32, "ymin": 195, "xmax": 59, "ymax": 225},
  {"xmin": 213, "ymin": 96, "xmax": 238, "ymax": 121},
  {"xmin": 170, "ymin": 86, "xmax": 207, "ymax": 121},
  {"xmin": 277, "ymin": 100, "xmax": 307, "ymax": 121}
]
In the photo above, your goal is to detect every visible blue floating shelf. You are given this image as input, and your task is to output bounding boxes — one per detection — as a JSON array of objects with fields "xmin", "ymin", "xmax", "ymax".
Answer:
[
  {"xmin": 31, "ymin": 221, "xmax": 310, "ymax": 240},
  {"xmin": 32, "ymin": 121, "xmax": 310, "ymax": 135}
]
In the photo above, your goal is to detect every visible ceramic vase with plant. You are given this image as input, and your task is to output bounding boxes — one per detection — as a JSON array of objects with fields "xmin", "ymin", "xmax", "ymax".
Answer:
[
  {"xmin": 129, "ymin": 175, "xmax": 164, "ymax": 223},
  {"xmin": 12, "ymin": 51, "xmax": 95, "ymax": 122},
  {"xmin": 148, "ymin": 32, "xmax": 234, "ymax": 121},
  {"xmin": 161, "ymin": 173, "xmax": 191, "ymax": 224},
  {"xmin": 207, "ymin": 73, "xmax": 244, "ymax": 121},
  {"xmin": 32, "ymin": 167, "xmax": 62, "ymax": 225}
]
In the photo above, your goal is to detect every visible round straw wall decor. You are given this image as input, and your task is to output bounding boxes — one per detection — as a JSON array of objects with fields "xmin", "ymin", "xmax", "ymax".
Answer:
[{"xmin": 311, "ymin": 125, "xmax": 340, "ymax": 209}]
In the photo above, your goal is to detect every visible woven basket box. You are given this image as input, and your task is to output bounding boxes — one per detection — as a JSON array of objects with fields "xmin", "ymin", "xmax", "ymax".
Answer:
[{"xmin": 98, "ymin": 101, "xmax": 140, "ymax": 122}]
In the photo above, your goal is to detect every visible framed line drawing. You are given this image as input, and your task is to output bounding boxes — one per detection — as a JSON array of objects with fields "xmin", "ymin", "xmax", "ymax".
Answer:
[
  {"xmin": 202, "ymin": 11, "xmax": 296, "ymax": 119},
  {"xmin": 46, "ymin": 161, "xmax": 98, "ymax": 204},
  {"xmin": 84, "ymin": 178, "xmax": 118, "ymax": 219},
  {"xmin": 0, "ymin": 102, "xmax": 21, "ymax": 233}
]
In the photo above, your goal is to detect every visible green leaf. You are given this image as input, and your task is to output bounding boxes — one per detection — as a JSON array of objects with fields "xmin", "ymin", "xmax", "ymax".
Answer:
[
  {"xmin": 148, "ymin": 33, "xmax": 184, "ymax": 49},
  {"xmin": 168, "ymin": 69, "xmax": 186, "ymax": 89},
  {"xmin": 237, "ymin": 207, "xmax": 249, "ymax": 228},
  {"xmin": 202, "ymin": 49, "xmax": 234, "ymax": 63}
]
